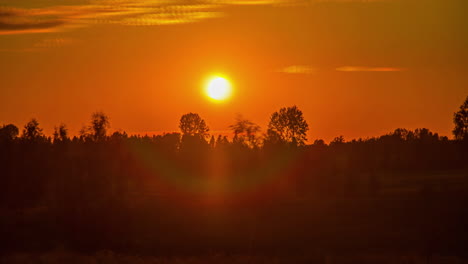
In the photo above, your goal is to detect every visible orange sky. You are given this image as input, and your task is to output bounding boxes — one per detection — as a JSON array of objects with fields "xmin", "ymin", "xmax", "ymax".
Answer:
[{"xmin": 0, "ymin": 0, "xmax": 467, "ymax": 142}]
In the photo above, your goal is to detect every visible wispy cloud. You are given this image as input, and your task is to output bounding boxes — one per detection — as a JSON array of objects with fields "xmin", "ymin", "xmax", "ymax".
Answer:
[
  {"xmin": 34, "ymin": 37, "xmax": 75, "ymax": 48},
  {"xmin": 206, "ymin": 0, "xmax": 388, "ymax": 6},
  {"xmin": 278, "ymin": 65, "xmax": 317, "ymax": 74},
  {"xmin": 0, "ymin": 1, "xmax": 222, "ymax": 35},
  {"xmin": 0, "ymin": 36, "xmax": 76, "ymax": 52},
  {"xmin": 0, "ymin": 0, "xmax": 391, "ymax": 35},
  {"xmin": 336, "ymin": 66, "xmax": 405, "ymax": 72},
  {"xmin": 278, "ymin": 65, "xmax": 405, "ymax": 74},
  {"xmin": 0, "ymin": 8, "xmax": 67, "ymax": 35}
]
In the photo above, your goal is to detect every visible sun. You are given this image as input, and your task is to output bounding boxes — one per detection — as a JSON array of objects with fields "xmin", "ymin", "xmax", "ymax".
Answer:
[{"xmin": 205, "ymin": 76, "xmax": 232, "ymax": 101}]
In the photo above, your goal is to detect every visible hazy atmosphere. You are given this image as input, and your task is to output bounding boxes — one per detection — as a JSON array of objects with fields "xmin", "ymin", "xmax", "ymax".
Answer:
[
  {"xmin": 1, "ymin": 0, "xmax": 467, "ymax": 141},
  {"xmin": 1, "ymin": 0, "xmax": 467, "ymax": 263}
]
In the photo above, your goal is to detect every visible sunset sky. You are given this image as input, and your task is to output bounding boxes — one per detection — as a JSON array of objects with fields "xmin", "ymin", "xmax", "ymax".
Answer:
[{"xmin": 0, "ymin": 0, "xmax": 467, "ymax": 142}]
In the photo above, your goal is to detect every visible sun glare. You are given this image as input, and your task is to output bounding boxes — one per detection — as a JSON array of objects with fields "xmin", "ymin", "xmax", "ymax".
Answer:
[{"xmin": 205, "ymin": 76, "xmax": 232, "ymax": 101}]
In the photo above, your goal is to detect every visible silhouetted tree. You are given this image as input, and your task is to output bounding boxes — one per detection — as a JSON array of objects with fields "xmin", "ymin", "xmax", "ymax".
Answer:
[
  {"xmin": 91, "ymin": 111, "xmax": 110, "ymax": 141},
  {"xmin": 391, "ymin": 128, "xmax": 415, "ymax": 141},
  {"xmin": 415, "ymin": 128, "xmax": 439, "ymax": 142},
  {"xmin": 53, "ymin": 124, "xmax": 69, "ymax": 142},
  {"xmin": 215, "ymin": 135, "xmax": 230, "ymax": 149},
  {"xmin": 22, "ymin": 118, "xmax": 44, "ymax": 141},
  {"xmin": 109, "ymin": 131, "xmax": 128, "ymax": 143},
  {"xmin": 81, "ymin": 111, "xmax": 110, "ymax": 142},
  {"xmin": 0, "ymin": 124, "xmax": 19, "ymax": 141},
  {"xmin": 229, "ymin": 115, "xmax": 261, "ymax": 148},
  {"xmin": 313, "ymin": 139, "xmax": 326, "ymax": 146},
  {"xmin": 209, "ymin": 135, "xmax": 216, "ymax": 148},
  {"xmin": 265, "ymin": 106, "xmax": 309, "ymax": 146},
  {"xmin": 330, "ymin": 135, "xmax": 345, "ymax": 146},
  {"xmin": 179, "ymin": 113, "xmax": 209, "ymax": 138},
  {"xmin": 453, "ymin": 96, "xmax": 468, "ymax": 140},
  {"xmin": 179, "ymin": 113, "xmax": 209, "ymax": 153}
]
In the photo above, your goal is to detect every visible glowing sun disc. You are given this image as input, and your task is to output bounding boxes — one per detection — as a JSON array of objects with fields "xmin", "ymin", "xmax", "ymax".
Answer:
[{"xmin": 206, "ymin": 76, "xmax": 232, "ymax": 101}]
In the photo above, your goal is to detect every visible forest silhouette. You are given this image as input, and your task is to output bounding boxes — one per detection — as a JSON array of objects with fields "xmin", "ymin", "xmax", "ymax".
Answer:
[{"xmin": 0, "ymin": 97, "xmax": 467, "ymax": 257}]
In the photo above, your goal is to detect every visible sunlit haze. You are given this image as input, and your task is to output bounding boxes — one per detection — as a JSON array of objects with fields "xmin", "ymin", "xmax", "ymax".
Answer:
[
  {"xmin": 0, "ymin": 0, "xmax": 467, "ymax": 142},
  {"xmin": 1, "ymin": 0, "xmax": 468, "ymax": 260}
]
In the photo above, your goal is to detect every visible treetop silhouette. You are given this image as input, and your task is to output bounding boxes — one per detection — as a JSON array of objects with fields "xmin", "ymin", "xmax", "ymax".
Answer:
[
  {"xmin": 453, "ymin": 96, "xmax": 468, "ymax": 141},
  {"xmin": 22, "ymin": 118, "xmax": 44, "ymax": 141},
  {"xmin": 229, "ymin": 115, "xmax": 261, "ymax": 149},
  {"xmin": 266, "ymin": 105, "xmax": 309, "ymax": 147},
  {"xmin": 80, "ymin": 111, "xmax": 110, "ymax": 142},
  {"xmin": 0, "ymin": 124, "xmax": 19, "ymax": 141},
  {"xmin": 179, "ymin": 112, "xmax": 209, "ymax": 138}
]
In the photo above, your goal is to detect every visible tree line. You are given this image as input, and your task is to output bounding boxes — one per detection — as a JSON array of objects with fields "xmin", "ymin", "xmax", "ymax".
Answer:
[
  {"xmin": 1, "ymin": 96, "xmax": 467, "ymax": 146},
  {"xmin": 0, "ymin": 97, "xmax": 466, "ymax": 254}
]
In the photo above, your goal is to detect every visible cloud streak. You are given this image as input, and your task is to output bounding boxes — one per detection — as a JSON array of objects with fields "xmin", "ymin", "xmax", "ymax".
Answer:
[
  {"xmin": 279, "ymin": 65, "xmax": 405, "ymax": 74},
  {"xmin": 0, "ymin": 0, "xmax": 391, "ymax": 35},
  {"xmin": 278, "ymin": 65, "xmax": 317, "ymax": 74},
  {"xmin": 34, "ymin": 37, "xmax": 75, "ymax": 48},
  {"xmin": 0, "ymin": 1, "xmax": 222, "ymax": 35},
  {"xmin": 0, "ymin": 8, "xmax": 66, "ymax": 35},
  {"xmin": 336, "ymin": 66, "xmax": 405, "ymax": 72}
]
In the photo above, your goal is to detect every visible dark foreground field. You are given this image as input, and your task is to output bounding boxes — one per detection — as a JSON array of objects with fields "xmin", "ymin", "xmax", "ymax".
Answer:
[
  {"xmin": 2, "ymin": 183, "xmax": 468, "ymax": 261},
  {"xmin": 1, "ymin": 124, "xmax": 467, "ymax": 262},
  {"xmin": 2, "ymin": 250, "xmax": 468, "ymax": 264}
]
